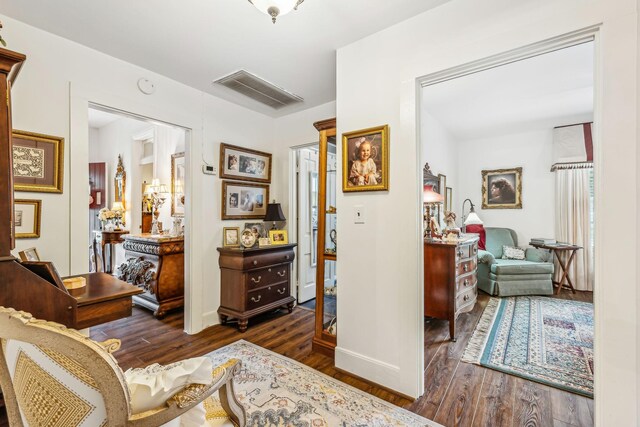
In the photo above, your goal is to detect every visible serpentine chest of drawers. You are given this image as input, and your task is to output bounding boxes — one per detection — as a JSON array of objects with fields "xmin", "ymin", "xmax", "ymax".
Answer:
[
  {"xmin": 424, "ymin": 235, "xmax": 479, "ymax": 341},
  {"xmin": 217, "ymin": 244, "xmax": 296, "ymax": 332}
]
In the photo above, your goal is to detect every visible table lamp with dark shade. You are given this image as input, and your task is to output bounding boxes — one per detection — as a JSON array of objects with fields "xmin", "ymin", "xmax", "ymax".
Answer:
[{"xmin": 264, "ymin": 201, "xmax": 286, "ymax": 229}]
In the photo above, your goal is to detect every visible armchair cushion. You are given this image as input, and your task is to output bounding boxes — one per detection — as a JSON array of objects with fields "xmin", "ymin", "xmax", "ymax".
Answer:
[
  {"xmin": 124, "ymin": 357, "xmax": 213, "ymax": 414},
  {"xmin": 490, "ymin": 259, "xmax": 554, "ymax": 275}
]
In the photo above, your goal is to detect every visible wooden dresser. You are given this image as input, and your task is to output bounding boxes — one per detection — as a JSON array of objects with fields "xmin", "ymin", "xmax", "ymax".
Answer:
[
  {"xmin": 217, "ymin": 244, "xmax": 296, "ymax": 332},
  {"xmin": 118, "ymin": 233, "xmax": 184, "ymax": 318},
  {"xmin": 424, "ymin": 235, "xmax": 479, "ymax": 341}
]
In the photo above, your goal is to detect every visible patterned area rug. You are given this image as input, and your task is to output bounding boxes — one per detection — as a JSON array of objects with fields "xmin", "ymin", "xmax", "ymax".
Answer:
[
  {"xmin": 206, "ymin": 340, "xmax": 436, "ymax": 426},
  {"xmin": 462, "ymin": 296, "xmax": 594, "ymax": 397}
]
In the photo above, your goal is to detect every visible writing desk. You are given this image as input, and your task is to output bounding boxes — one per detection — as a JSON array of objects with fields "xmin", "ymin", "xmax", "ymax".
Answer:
[
  {"xmin": 530, "ymin": 243, "xmax": 582, "ymax": 294},
  {"xmin": 64, "ymin": 272, "xmax": 143, "ymax": 329}
]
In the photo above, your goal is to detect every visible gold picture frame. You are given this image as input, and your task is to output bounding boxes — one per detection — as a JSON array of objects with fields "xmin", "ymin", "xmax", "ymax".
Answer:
[
  {"xmin": 219, "ymin": 143, "xmax": 272, "ymax": 183},
  {"xmin": 342, "ymin": 124, "xmax": 389, "ymax": 192},
  {"xmin": 482, "ymin": 167, "xmax": 522, "ymax": 209},
  {"xmin": 12, "ymin": 130, "xmax": 64, "ymax": 193},
  {"xmin": 221, "ymin": 181, "xmax": 269, "ymax": 220},
  {"xmin": 268, "ymin": 229, "xmax": 288, "ymax": 245},
  {"xmin": 171, "ymin": 152, "xmax": 185, "ymax": 217},
  {"xmin": 223, "ymin": 227, "xmax": 240, "ymax": 247},
  {"xmin": 14, "ymin": 199, "xmax": 41, "ymax": 239}
]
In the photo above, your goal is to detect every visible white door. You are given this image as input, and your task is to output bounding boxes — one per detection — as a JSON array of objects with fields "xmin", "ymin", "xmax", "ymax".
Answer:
[{"xmin": 297, "ymin": 148, "xmax": 319, "ymax": 303}]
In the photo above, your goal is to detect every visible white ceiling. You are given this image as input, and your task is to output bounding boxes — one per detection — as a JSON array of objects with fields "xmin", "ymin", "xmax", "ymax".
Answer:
[
  {"xmin": 2, "ymin": 0, "xmax": 450, "ymax": 117},
  {"xmin": 88, "ymin": 108, "xmax": 122, "ymax": 129},
  {"xmin": 422, "ymin": 42, "xmax": 594, "ymax": 140}
]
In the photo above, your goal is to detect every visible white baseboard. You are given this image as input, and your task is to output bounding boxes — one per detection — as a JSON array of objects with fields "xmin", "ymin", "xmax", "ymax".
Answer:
[
  {"xmin": 201, "ymin": 310, "xmax": 220, "ymax": 329},
  {"xmin": 335, "ymin": 346, "xmax": 414, "ymax": 397}
]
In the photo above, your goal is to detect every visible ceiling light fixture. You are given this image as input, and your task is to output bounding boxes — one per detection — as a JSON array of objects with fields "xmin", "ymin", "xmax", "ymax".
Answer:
[{"xmin": 248, "ymin": 0, "xmax": 304, "ymax": 24}]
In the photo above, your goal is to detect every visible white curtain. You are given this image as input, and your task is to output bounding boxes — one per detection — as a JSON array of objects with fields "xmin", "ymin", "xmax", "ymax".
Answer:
[{"xmin": 554, "ymin": 168, "xmax": 594, "ymax": 291}]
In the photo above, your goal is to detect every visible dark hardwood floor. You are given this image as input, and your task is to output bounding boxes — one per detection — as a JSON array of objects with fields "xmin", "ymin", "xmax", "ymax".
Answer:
[{"xmin": 0, "ymin": 291, "xmax": 592, "ymax": 427}]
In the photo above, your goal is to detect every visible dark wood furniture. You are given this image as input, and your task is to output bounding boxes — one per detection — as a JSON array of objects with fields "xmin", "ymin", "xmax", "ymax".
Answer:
[
  {"xmin": 312, "ymin": 118, "xmax": 338, "ymax": 357},
  {"xmin": 217, "ymin": 244, "xmax": 296, "ymax": 332},
  {"xmin": 61, "ymin": 273, "xmax": 143, "ymax": 329},
  {"xmin": 118, "ymin": 233, "xmax": 184, "ymax": 318},
  {"xmin": 424, "ymin": 235, "xmax": 479, "ymax": 341},
  {"xmin": 101, "ymin": 229, "xmax": 129, "ymax": 273},
  {"xmin": 530, "ymin": 242, "xmax": 582, "ymax": 294},
  {"xmin": 142, "ymin": 211, "xmax": 152, "ymax": 233}
]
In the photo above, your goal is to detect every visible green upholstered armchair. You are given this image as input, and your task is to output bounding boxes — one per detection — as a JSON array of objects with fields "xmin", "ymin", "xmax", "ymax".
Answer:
[{"xmin": 477, "ymin": 227, "xmax": 554, "ymax": 297}]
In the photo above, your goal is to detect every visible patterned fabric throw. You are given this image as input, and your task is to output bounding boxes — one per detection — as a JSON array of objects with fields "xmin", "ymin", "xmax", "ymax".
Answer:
[
  {"xmin": 462, "ymin": 297, "xmax": 594, "ymax": 397},
  {"xmin": 502, "ymin": 245, "xmax": 525, "ymax": 260},
  {"xmin": 206, "ymin": 340, "xmax": 436, "ymax": 426}
]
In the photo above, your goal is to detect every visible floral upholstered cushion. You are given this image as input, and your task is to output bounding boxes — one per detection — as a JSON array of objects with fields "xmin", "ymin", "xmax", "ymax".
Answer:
[{"xmin": 502, "ymin": 245, "xmax": 526, "ymax": 260}]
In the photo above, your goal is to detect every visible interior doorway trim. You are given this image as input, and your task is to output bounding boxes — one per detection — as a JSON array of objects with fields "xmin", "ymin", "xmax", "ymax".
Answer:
[
  {"xmin": 70, "ymin": 85, "xmax": 201, "ymax": 334},
  {"xmin": 415, "ymin": 23, "xmax": 601, "ymax": 415},
  {"xmin": 418, "ymin": 25, "xmax": 598, "ymax": 88},
  {"xmin": 288, "ymin": 141, "xmax": 321, "ymax": 300}
]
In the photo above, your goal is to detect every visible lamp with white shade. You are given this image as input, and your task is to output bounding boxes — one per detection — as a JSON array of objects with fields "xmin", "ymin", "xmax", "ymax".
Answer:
[
  {"xmin": 424, "ymin": 185, "xmax": 444, "ymax": 239},
  {"xmin": 143, "ymin": 179, "xmax": 169, "ymax": 235},
  {"xmin": 461, "ymin": 198, "xmax": 483, "ymax": 232}
]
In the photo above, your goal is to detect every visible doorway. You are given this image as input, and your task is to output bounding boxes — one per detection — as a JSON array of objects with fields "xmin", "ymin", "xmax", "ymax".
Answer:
[
  {"xmin": 87, "ymin": 105, "xmax": 188, "ymax": 319},
  {"xmin": 418, "ymin": 40, "xmax": 596, "ymax": 426},
  {"xmin": 293, "ymin": 145, "xmax": 319, "ymax": 304}
]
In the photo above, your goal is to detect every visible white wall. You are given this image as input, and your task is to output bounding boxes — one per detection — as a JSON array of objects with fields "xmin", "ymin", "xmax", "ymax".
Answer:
[
  {"xmin": 457, "ymin": 129, "xmax": 555, "ymax": 246},
  {"xmin": 336, "ymin": 1, "xmax": 638, "ymax": 424},
  {"xmin": 3, "ymin": 14, "xmax": 276, "ymax": 334},
  {"xmin": 91, "ymin": 117, "xmax": 152, "ymax": 231},
  {"xmin": 421, "ymin": 110, "xmax": 458, "ymax": 223}
]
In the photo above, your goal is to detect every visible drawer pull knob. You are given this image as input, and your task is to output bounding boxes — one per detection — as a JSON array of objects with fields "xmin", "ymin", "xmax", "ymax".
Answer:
[
  {"xmin": 457, "ymin": 249, "xmax": 464, "ymax": 257},
  {"xmin": 277, "ymin": 288, "xmax": 286, "ymax": 295},
  {"xmin": 463, "ymin": 294, "xmax": 470, "ymax": 302},
  {"xmin": 464, "ymin": 279, "xmax": 469, "ymax": 287},
  {"xmin": 253, "ymin": 260, "xmax": 258, "ymax": 265},
  {"xmin": 285, "ymin": 255, "xmax": 290, "ymax": 260},
  {"xmin": 268, "ymin": 268, "xmax": 272, "ymax": 272},
  {"xmin": 251, "ymin": 276, "xmax": 262, "ymax": 283},
  {"xmin": 463, "ymin": 264, "xmax": 469, "ymax": 272},
  {"xmin": 277, "ymin": 270, "xmax": 286, "ymax": 277},
  {"xmin": 250, "ymin": 295, "xmax": 262, "ymax": 303}
]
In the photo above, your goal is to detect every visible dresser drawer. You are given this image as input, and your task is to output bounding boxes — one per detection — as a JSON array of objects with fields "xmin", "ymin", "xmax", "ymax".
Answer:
[
  {"xmin": 456, "ymin": 273, "xmax": 477, "ymax": 294},
  {"xmin": 457, "ymin": 258, "xmax": 477, "ymax": 276},
  {"xmin": 456, "ymin": 242, "xmax": 478, "ymax": 260},
  {"xmin": 247, "ymin": 284, "xmax": 289, "ymax": 310},
  {"xmin": 456, "ymin": 285, "xmax": 477, "ymax": 312},
  {"xmin": 246, "ymin": 265, "xmax": 289, "ymax": 290},
  {"xmin": 242, "ymin": 249, "xmax": 294, "ymax": 270}
]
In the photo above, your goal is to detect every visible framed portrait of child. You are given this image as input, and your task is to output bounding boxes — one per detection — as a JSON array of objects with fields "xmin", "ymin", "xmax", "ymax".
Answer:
[{"xmin": 341, "ymin": 124, "xmax": 389, "ymax": 192}]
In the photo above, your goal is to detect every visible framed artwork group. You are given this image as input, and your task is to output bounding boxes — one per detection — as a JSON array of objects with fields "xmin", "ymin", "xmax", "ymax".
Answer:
[
  {"xmin": 220, "ymin": 144, "xmax": 272, "ymax": 220},
  {"xmin": 11, "ymin": 129, "xmax": 64, "ymax": 240}
]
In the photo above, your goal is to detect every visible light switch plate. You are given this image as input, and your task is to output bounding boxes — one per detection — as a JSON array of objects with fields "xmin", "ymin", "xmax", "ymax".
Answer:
[{"xmin": 354, "ymin": 205, "xmax": 365, "ymax": 224}]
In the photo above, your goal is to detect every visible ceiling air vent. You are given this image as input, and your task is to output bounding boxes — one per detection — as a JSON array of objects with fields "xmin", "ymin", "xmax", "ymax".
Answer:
[{"xmin": 213, "ymin": 70, "xmax": 303, "ymax": 109}]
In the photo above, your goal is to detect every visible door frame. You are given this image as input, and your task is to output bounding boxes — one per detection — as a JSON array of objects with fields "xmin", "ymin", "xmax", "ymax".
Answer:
[
  {"xmin": 416, "ymin": 25, "xmax": 601, "ymax": 405},
  {"xmin": 288, "ymin": 142, "xmax": 321, "ymax": 304},
  {"xmin": 70, "ymin": 84, "xmax": 202, "ymax": 334}
]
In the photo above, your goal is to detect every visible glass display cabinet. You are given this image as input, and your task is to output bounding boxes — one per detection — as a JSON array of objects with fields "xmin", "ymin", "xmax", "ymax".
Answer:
[{"xmin": 312, "ymin": 118, "xmax": 338, "ymax": 357}]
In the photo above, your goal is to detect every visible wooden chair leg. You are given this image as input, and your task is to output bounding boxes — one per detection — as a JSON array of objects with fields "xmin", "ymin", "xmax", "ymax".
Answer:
[{"xmin": 218, "ymin": 379, "xmax": 246, "ymax": 427}]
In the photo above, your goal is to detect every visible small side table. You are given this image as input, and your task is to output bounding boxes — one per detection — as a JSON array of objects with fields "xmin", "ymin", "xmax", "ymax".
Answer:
[
  {"xmin": 101, "ymin": 230, "xmax": 129, "ymax": 274},
  {"xmin": 530, "ymin": 243, "xmax": 582, "ymax": 294}
]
